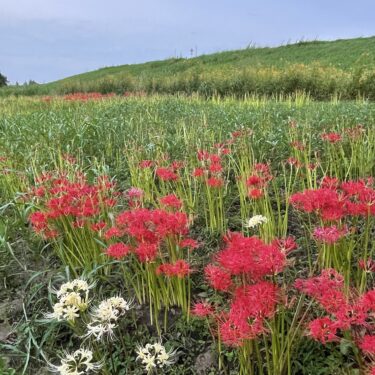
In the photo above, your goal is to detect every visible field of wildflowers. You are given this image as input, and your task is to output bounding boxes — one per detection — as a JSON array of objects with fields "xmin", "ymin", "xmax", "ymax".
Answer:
[{"xmin": 0, "ymin": 94, "xmax": 374, "ymax": 374}]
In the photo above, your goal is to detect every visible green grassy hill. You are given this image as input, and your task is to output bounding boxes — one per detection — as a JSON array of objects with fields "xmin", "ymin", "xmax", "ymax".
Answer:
[{"xmin": 2, "ymin": 36, "xmax": 375, "ymax": 99}]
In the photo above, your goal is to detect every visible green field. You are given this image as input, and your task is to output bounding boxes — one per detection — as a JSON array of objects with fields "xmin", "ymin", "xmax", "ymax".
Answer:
[
  {"xmin": 2, "ymin": 36, "xmax": 375, "ymax": 99},
  {"xmin": 1, "ymin": 94, "xmax": 375, "ymax": 374}
]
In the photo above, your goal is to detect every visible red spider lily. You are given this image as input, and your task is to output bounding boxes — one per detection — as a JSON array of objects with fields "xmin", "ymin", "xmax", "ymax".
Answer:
[
  {"xmin": 73, "ymin": 219, "xmax": 85, "ymax": 228},
  {"xmin": 359, "ymin": 335, "xmax": 375, "ymax": 354},
  {"xmin": 192, "ymin": 168, "xmax": 204, "ymax": 177},
  {"xmin": 28, "ymin": 172, "xmax": 117, "ymax": 238},
  {"xmin": 320, "ymin": 176, "xmax": 340, "ymax": 189},
  {"xmin": 139, "ymin": 160, "xmax": 153, "ymax": 168},
  {"xmin": 290, "ymin": 188, "xmax": 346, "ymax": 221},
  {"xmin": 290, "ymin": 140, "xmax": 306, "ymax": 151},
  {"xmin": 106, "ymin": 243, "xmax": 131, "ymax": 259},
  {"xmin": 360, "ymin": 290, "xmax": 375, "ymax": 312},
  {"xmin": 156, "ymin": 260, "xmax": 192, "ymax": 278},
  {"xmin": 104, "ymin": 227, "xmax": 122, "ymax": 239},
  {"xmin": 219, "ymin": 316, "xmax": 266, "ymax": 346},
  {"xmin": 321, "ymin": 132, "xmax": 342, "ymax": 143},
  {"xmin": 221, "ymin": 148, "xmax": 231, "ymax": 155},
  {"xmin": 295, "ymin": 269, "xmax": 347, "ymax": 315},
  {"xmin": 159, "ymin": 194, "xmax": 182, "ymax": 209},
  {"xmin": 63, "ymin": 92, "xmax": 115, "ymax": 102},
  {"xmin": 286, "ymin": 157, "xmax": 302, "ymax": 168},
  {"xmin": 179, "ymin": 238, "xmax": 199, "ymax": 250},
  {"xmin": 207, "ymin": 177, "xmax": 224, "ymax": 188},
  {"xmin": 230, "ymin": 282, "xmax": 279, "ymax": 321},
  {"xmin": 171, "ymin": 160, "xmax": 185, "ymax": 170},
  {"xmin": 271, "ymin": 236, "xmax": 298, "ymax": 254},
  {"xmin": 191, "ymin": 302, "xmax": 214, "ymax": 317},
  {"xmin": 209, "ymin": 162, "xmax": 223, "ymax": 174},
  {"xmin": 217, "ymin": 233, "xmax": 286, "ymax": 279},
  {"xmin": 208, "ymin": 154, "xmax": 221, "ymax": 164},
  {"xmin": 155, "ymin": 167, "xmax": 179, "ymax": 181},
  {"xmin": 197, "ymin": 150, "xmax": 210, "ymax": 161},
  {"xmin": 116, "ymin": 208, "xmax": 188, "ymax": 243},
  {"xmin": 246, "ymin": 175, "xmax": 263, "ymax": 187},
  {"xmin": 29, "ymin": 212, "xmax": 48, "ymax": 232},
  {"xmin": 308, "ymin": 317, "xmax": 340, "ymax": 344},
  {"xmin": 292, "ymin": 179, "xmax": 375, "ymax": 219},
  {"xmin": 216, "ymin": 281, "xmax": 278, "ymax": 347},
  {"xmin": 313, "ymin": 225, "xmax": 348, "ymax": 244},
  {"xmin": 204, "ymin": 265, "xmax": 233, "ymax": 292},
  {"xmin": 296, "ymin": 269, "xmax": 375, "ymax": 354},
  {"xmin": 126, "ymin": 187, "xmax": 144, "ymax": 200},
  {"xmin": 359, "ymin": 259, "xmax": 375, "ymax": 273},
  {"xmin": 135, "ymin": 242, "xmax": 159, "ymax": 262},
  {"xmin": 248, "ymin": 188, "xmax": 263, "ymax": 199},
  {"xmin": 345, "ymin": 124, "xmax": 365, "ymax": 140},
  {"xmin": 91, "ymin": 221, "xmax": 106, "ymax": 232}
]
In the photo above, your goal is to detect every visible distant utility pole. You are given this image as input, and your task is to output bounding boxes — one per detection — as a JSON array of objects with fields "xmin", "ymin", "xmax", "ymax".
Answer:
[{"xmin": 190, "ymin": 48, "xmax": 194, "ymax": 58}]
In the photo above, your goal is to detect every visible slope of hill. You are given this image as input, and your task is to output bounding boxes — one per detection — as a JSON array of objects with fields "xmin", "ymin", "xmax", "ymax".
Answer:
[{"xmin": 2, "ymin": 36, "xmax": 375, "ymax": 99}]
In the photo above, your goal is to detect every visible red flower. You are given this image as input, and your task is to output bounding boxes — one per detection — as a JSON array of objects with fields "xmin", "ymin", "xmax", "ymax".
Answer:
[
  {"xmin": 248, "ymin": 188, "xmax": 263, "ymax": 199},
  {"xmin": 157, "ymin": 260, "xmax": 192, "ymax": 278},
  {"xmin": 359, "ymin": 335, "xmax": 375, "ymax": 354},
  {"xmin": 159, "ymin": 194, "xmax": 182, "ymax": 209},
  {"xmin": 91, "ymin": 221, "xmax": 106, "ymax": 232},
  {"xmin": 191, "ymin": 302, "xmax": 214, "ymax": 317},
  {"xmin": 271, "ymin": 236, "xmax": 298, "ymax": 254},
  {"xmin": 207, "ymin": 177, "xmax": 224, "ymax": 188},
  {"xmin": 29, "ymin": 212, "xmax": 48, "ymax": 232},
  {"xmin": 246, "ymin": 175, "xmax": 263, "ymax": 187},
  {"xmin": 179, "ymin": 238, "xmax": 199, "ymax": 250},
  {"xmin": 217, "ymin": 233, "xmax": 286, "ymax": 279},
  {"xmin": 193, "ymin": 168, "xmax": 204, "ymax": 177},
  {"xmin": 139, "ymin": 160, "xmax": 153, "ymax": 168},
  {"xmin": 209, "ymin": 162, "xmax": 223, "ymax": 174},
  {"xmin": 230, "ymin": 282, "xmax": 279, "ymax": 321},
  {"xmin": 219, "ymin": 317, "xmax": 264, "ymax": 347},
  {"xmin": 155, "ymin": 167, "xmax": 179, "ymax": 181},
  {"xmin": 290, "ymin": 188, "xmax": 346, "ymax": 221},
  {"xmin": 204, "ymin": 265, "xmax": 232, "ymax": 292},
  {"xmin": 313, "ymin": 225, "xmax": 348, "ymax": 244},
  {"xmin": 320, "ymin": 176, "xmax": 339, "ymax": 189},
  {"xmin": 135, "ymin": 242, "xmax": 158, "ymax": 262},
  {"xmin": 359, "ymin": 259, "xmax": 375, "ymax": 273},
  {"xmin": 106, "ymin": 243, "xmax": 130, "ymax": 259},
  {"xmin": 321, "ymin": 132, "xmax": 342, "ymax": 143},
  {"xmin": 126, "ymin": 187, "xmax": 144, "ymax": 199},
  {"xmin": 308, "ymin": 317, "xmax": 339, "ymax": 344},
  {"xmin": 104, "ymin": 227, "xmax": 122, "ymax": 239}
]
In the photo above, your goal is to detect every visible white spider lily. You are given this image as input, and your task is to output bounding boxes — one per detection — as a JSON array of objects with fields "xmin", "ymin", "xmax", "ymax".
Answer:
[
  {"xmin": 136, "ymin": 342, "xmax": 177, "ymax": 373},
  {"xmin": 83, "ymin": 296, "xmax": 132, "ymax": 341},
  {"xmin": 245, "ymin": 215, "xmax": 268, "ymax": 229},
  {"xmin": 49, "ymin": 348, "xmax": 102, "ymax": 374}
]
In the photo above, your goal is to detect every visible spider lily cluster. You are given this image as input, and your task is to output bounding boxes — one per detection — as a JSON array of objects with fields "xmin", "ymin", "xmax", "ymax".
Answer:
[{"xmin": 16, "ymin": 120, "xmax": 374, "ymax": 374}]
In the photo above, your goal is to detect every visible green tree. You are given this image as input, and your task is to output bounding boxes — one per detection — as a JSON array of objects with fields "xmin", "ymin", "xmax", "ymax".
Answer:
[{"xmin": 0, "ymin": 72, "xmax": 8, "ymax": 87}]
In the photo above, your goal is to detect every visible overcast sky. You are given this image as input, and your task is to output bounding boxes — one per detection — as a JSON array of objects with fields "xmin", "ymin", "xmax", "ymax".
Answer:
[{"xmin": 1, "ymin": 0, "xmax": 375, "ymax": 84}]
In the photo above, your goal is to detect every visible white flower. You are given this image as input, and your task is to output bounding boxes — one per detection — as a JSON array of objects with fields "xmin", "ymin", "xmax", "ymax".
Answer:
[
  {"xmin": 93, "ymin": 300, "xmax": 118, "ymax": 322},
  {"xmin": 46, "ymin": 278, "xmax": 93, "ymax": 322},
  {"xmin": 83, "ymin": 296, "xmax": 132, "ymax": 341},
  {"xmin": 53, "ymin": 278, "xmax": 94, "ymax": 300},
  {"xmin": 49, "ymin": 348, "xmax": 102, "ymax": 375},
  {"xmin": 85, "ymin": 322, "xmax": 117, "ymax": 341},
  {"xmin": 245, "ymin": 215, "xmax": 268, "ymax": 229},
  {"xmin": 108, "ymin": 296, "xmax": 132, "ymax": 314},
  {"xmin": 63, "ymin": 305, "xmax": 80, "ymax": 322},
  {"xmin": 136, "ymin": 342, "xmax": 177, "ymax": 373},
  {"xmin": 44, "ymin": 302, "xmax": 65, "ymax": 321}
]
